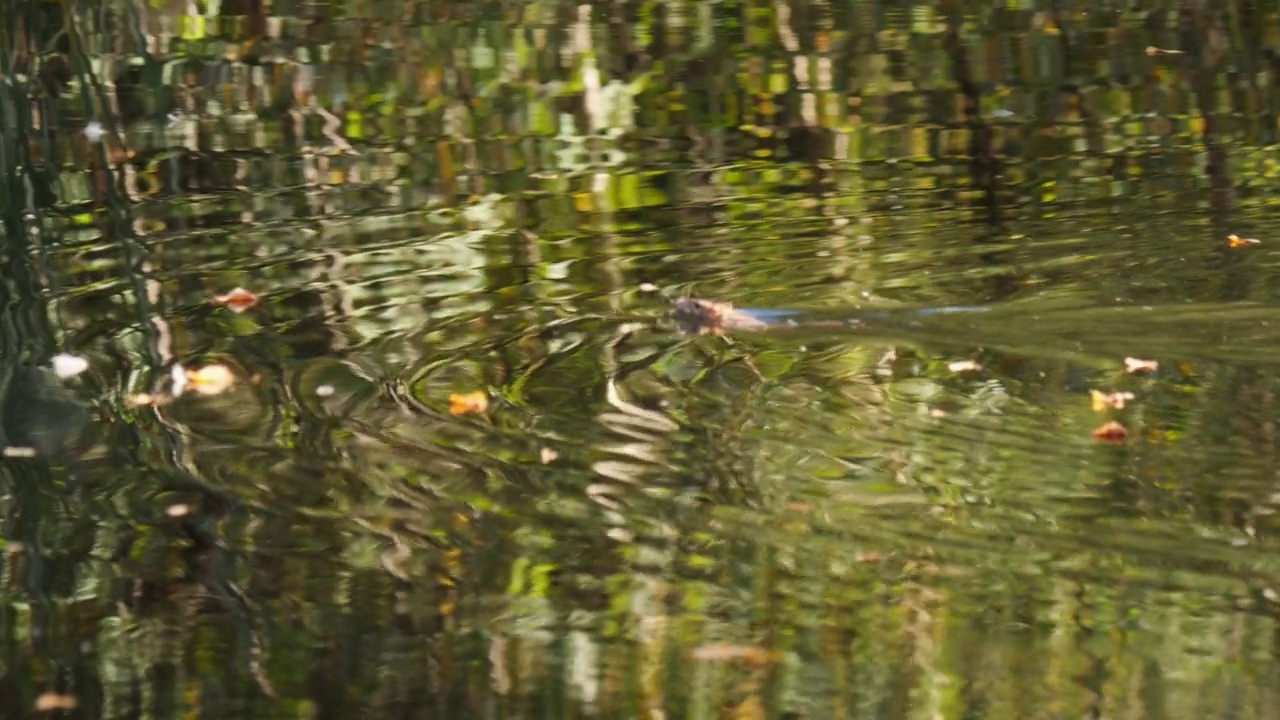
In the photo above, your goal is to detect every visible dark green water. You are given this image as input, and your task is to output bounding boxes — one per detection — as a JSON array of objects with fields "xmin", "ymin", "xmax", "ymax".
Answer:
[{"xmin": 4, "ymin": 1, "xmax": 1280, "ymax": 718}]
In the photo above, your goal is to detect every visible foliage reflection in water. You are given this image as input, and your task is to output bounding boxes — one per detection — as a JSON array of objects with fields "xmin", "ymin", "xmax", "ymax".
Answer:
[{"xmin": 2, "ymin": 0, "xmax": 1280, "ymax": 718}]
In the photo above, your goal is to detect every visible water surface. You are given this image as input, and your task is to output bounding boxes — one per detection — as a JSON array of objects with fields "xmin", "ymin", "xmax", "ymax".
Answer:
[{"xmin": 4, "ymin": 1, "xmax": 1280, "ymax": 718}]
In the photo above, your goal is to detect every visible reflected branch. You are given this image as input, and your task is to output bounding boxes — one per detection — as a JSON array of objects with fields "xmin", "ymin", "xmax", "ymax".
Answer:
[{"xmin": 944, "ymin": 1, "xmax": 1003, "ymax": 231}]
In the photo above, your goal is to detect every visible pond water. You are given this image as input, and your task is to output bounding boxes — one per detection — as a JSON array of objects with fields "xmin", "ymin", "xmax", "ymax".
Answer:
[{"xmin": 5, "ymin": 1, "xmax": 1280, "ymax": 718}]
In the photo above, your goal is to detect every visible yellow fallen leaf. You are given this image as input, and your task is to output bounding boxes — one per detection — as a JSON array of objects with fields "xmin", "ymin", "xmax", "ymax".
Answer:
[
  {"xmin": 449, "ymin": 391, "xmax": 488, "ymax": 415},
  {"xmin": 1090, "ymin": 390, "xmax": 1134, "ymax": 411},
  {"xmin": 186, "ymin": 364, "xmax": 236, "ymax": 395}
]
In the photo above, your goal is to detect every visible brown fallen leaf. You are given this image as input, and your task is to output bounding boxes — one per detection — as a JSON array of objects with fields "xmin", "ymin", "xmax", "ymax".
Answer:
[
  {"xmin": 947, "ymin": 359, "xmax": 982, "ymax": 373},
  {"xmin": 186, "ymin": 364, "xmax": 236, "ymax": 396},
  {"xmin": 34, "ymin": 692, "xmax": 79, "ymax": 712},
  {"xmin": 1228, "ymin": 234, "xmax": 1260, "ymax": 248},
  {"xmin": 215, "ymin": 287, "xmax": 260, "ymax": 312},
  {"xmin": 1124, "ymin": 357, "xmax": 1158, "ymax": 374},
  {"xmin": 449, "ymin": 390, "xmax": 489, "ymax": 415},
  {"xmin": 1092, "ymin": 421, "xmax": 1129, "ymax": 444},
  {"xmin": 1090, "ymin": 390, "xmax": 1135, "ymax": 411}
]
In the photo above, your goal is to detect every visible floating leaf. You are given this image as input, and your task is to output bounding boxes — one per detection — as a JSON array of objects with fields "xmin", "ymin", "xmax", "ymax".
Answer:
[
  {"xmin": 1227, "ymin": 234, "xmax": 1260, "ymax": 248},
  {"xmin": 35, "ymin": 692, "xmax": 79, "ymax": 712},
  {"xmin": 171, "ymin": 364, "xmax": 189, "ymax": 397},
  {"xmin": 1092, "ymin": 421, "xmax": 1129, "ymax": 444},
  {"xmin": 128, "ymin": 393, "xmax": 161, "ymax": 407},
  {"xmin": 186, "ymin": 365, "xmax": 236, "ymax": 396},
  {"xmin": 83, "ymin": 121, "xmax": 105, "ymax": 143},
  {"xmin": 1090, "ymin": 390, "xmax": 1134, "ymax": 411},
  {"xmin": 449, "ymin": 391, "xmax": 489, "ymax": 415},
  {"xmin": 50, "ymin": 353, "xmax": 89, "ymax": 379},
  {"xmin": 1124, "ymin": 357, "xmax": 1158, "ymax": 374},
  {"xmin": 215, "ymin": 287, "xmax": 260, "ymax": 312},
  {"xmin": 689, "ymin": 644, "xmax": 779, "ymax": 666}
]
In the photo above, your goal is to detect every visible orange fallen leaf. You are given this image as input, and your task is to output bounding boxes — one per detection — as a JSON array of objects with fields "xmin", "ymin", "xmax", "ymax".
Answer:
[
  {"xmin": 449, "ymin": 390, "xmax": 489, "ymax": 415},
  {"xmin": 947, "ymin": 359, "xmax": 982, "ymax": 373},
  {"xmin": 1090, "ymin": 390, "xmax": 1135, "ymax": 411},
  {"xmin": 689, "ymin": 644, "xmax": 779, "ymax": 666},
  {"xmin": 1228, "ymin": 234, "xmax": 1260, "ymax": 248},
  {"xmin": 1092, "ymin": 421, "xmax": 1129, "ymax": 444},
  {"xmin": 215, "ymin": 287, "xmax": 260, "ymax": 312},
  {"xmin": 186, "ymin": 364, "xmax": 236, "ymax": 396},
  {"xmin": 34, "ymin": 692, "xmax": 79, "ymax": 711},
  {"xmin": 1124, "ymin": 357, "xmax": 1158, "ymax": 374}
]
